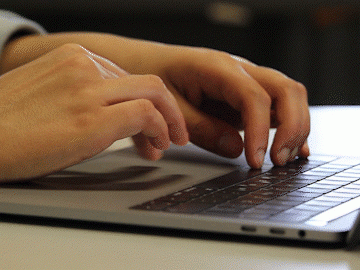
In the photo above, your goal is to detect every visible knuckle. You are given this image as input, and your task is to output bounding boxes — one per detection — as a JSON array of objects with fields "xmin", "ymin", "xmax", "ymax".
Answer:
[
  {"xmin": 58, "ymin": 54, "xmax": 96, "ymax": 87},
  {"xmin": 294, "ymin": 81, "xmax": 308, "ymax": 98},
  {"xmin": 246, "ymin": 87, "xmax": 271, "ymax": 108},
  {"xmin": 200, "ymin": 48, "xmax": 233, "ymax": 64},
  {"xmin": 277, "ymin": 78, "xmax": 308, "ymax": 99},
  {"xmin": 137, "ymin": 99, "xmax": 157, "ymax": 117},
  {"xmin": 141, "ymin": 75, "xmax": 170, "ymax": 101},
  {"xmin": 58, "ymin": 43, "xmax": 87, "ymax": 55},
  {"xmin": 54, "ymin": 44, "xmax": 94, "ymax": 75},
  {"xmin": 66, "ymin": 53, "xmax": 93, "ymax": 71},
  {"xmin": 143, "ymin": 75, "xmax": 166, "ymax": 91}
]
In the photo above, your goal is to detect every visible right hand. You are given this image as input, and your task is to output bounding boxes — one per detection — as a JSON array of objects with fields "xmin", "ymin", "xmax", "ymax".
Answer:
[{"xmin": 0, "ymin": 44, "xmax": 188, "ymax": 182}]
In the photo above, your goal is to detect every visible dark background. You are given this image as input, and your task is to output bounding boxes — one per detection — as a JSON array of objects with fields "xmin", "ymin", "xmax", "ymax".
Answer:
[{"xmin": 1, "ymin": 0, "xmax": 360, "ymax": 105}]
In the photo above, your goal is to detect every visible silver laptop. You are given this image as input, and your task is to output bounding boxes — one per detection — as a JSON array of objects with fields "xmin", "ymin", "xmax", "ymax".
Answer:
[{"xmin": 1, "ymin": 106, "xmax": 360, "ymax": 249}]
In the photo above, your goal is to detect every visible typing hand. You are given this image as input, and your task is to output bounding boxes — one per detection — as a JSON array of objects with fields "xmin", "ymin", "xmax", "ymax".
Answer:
[
  {"xmin": 0, "ymin": 44, "xmax": 188, "ymax": 181},
  {"xmin": 0, "ymin": 33, "xmax": 310, "ymax": 169},
  {"xmin": 157, "ymin": 47, "xmax": 310, "ymax": 168}
]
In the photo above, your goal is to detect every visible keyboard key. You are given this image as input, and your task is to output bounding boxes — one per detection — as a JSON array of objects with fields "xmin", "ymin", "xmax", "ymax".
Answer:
[
  {"xmin": 317, "ymin": 194, "xmax": 351, "ymax": 203},
  {"xmin": 222, "ymin": 185, "xmax": 253, "ymax": 196},
  {"xmin": 345, "ymin": 183, "xmax": 360, "ymax": 189},
  {"xmin": 315, "ymin": 179, "xmax": 346, "ymax": 187},
  {"xmin": 246, "ymin": 176, "xmax": 278, "ymax": 185},
  {"xmin": 160, "ymin": 188, "xmax": 211, "ymax": 203},
  {"xmin": 306, "ymin": 183, "xmax": 340, "ymax": 190},
  {"xmin": 306, "ymin": 155, "xmax": 336, "ymax": 163},
  {"xmin": 201, "ymin": 206, "xmax": 244, "ymax": 217},
  {"xmin": 296, "ymin": 187, "xmax": 332, "ymax": 194},
  {"xmin": 307, "ymin": 196, "xmax": 360, "ymax": 223},
  {"xmin": 310, "ymin": 167, "xmax": 339, "ymax": 174},
  {"xmin": 325, "ymin": 191, "xmax": 360, "ymax": 199},
  {"xmin": 285, "ymin": 191, "xmax": 323, "ymax": 199},
  {"xmin": 250, "ymin": 204, "xmax": 292, "ymax": 215},
  {"xmin": 320, "ymin": 164, "xmax": 349, "ymax": 170},
  {"xmin": 271, "ymin": 196, "xmax": 309, "ymax": 205},
  {"xmin": 342, "ymin": 168, "xmax": 360, "ymax": 174},
  {"xmin": 351, "ymin": 165, "xmax": 360, "ymax": 171},
  {"xmin": 269, "ymin": 167, "xmax": 301, "ymax": 177},
  {"xmin": 269, "ymin": 211, "xmax": 315, "ymax": 223},
  {"xmin": 273, "ymin": 180, "xmax": 308, "ymax": 190},
  {"xmin": 165, "ymin": 201, "xmax": 213, "ymax": 214},
  {"xmin": 324, "ymin": 176, "xmax": 358, "ymax": 183},
  {"xmin": 132, "ymin": 200, "xmax": 177, "ymax": 211},
  {"xmin": 291, "ymin": 175, "xmax": 325, "ymax": 181},
  {"xmin": 240, "ymin": 179, "xmax": 271, "ymax": 189},
  {"xmin": 302, "ymin": 199, "xmax": 341, "ymax": 208},
  {"xmin": 330, "ymin": 157, "xmax": 360, "ymax": 166},
  {"xmin": 250, "ymin": 189, "xmax": 287, "ymax": 199},
  {"xmin": 293, "ymin": 204, "xmax": 331, "ymax": 213},
  {"xmin": 239, "ymin": 213, "xmax": 270, "ymax": 220},
  {"xmin": 302, "ymin": 170, "xmax": 335, "ymax": 177},
  {"xmin": 334, "ymin": 187, "xmax": 360, "ymax": 195},
  {"xmin": 224, "ymin": 195, "xmax": 267, "ymax": 207},
  {"xmin": 196, "ymin": 170, "xmax": 256, "ymax": 190},
  {"xmin": 196, "ymin": 192, "xmax": 237, "ymax": 204},
  {"xmin": 336, "ymin": 172, "xmax": 360, "ymax": 178}
]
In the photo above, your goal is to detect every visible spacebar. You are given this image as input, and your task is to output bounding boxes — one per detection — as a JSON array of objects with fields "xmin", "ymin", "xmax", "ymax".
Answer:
[{"xmin": 307, "ymin": 196, "xmax": 360, "ymax": 223}]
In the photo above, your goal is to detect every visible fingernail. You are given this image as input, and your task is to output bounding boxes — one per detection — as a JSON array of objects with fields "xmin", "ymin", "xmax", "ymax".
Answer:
[
  {"xmin": 218, "ymin": 132, "xmax": 242, "ymax": 157},
  {"xmin": 302, "ymin": 141, "xmax": 310, "ymax": 156},
  {"xmin": 278, "ymin": 147, "xmax": 290, "ymax": 165},
  {"xmin": 289, "ymin": 147, "xmax": 299, "ymax": 161},
  {"xmin": 256, "ymin": 149, "xmax": 266, "ymax": 167}
]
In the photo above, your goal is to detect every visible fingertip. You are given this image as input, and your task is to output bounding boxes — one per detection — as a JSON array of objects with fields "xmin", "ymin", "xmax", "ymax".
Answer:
[
  {"xmin": 299, "ymin": 141, "xmax": 310, "ymax": 158},
  {"xmin": 169, "ymin": 124, "xmax": 190, "ymax": 146},
  {"xmin": 138, "ymin": 145, "xmax": 164, "ymax": 161},
  {"xmin": 149, "ymin": 135, "xmax": 171, "ymax": 151},
  {"xmin": 132, "ymin": 134, "xmax": 164, "ymax": 160},
  {"xmin": 271, "ymin": 147, "xmax": 290, "ymax": 166},
  {"xmin": 217, "ymin": 131, "xmax": 243, "ymax": 158}
]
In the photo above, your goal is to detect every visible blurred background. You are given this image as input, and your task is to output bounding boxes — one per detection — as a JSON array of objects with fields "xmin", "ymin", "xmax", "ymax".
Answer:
[{"xmin": 1, "ymin": 0, "xmax": 359, "ymax": 105}]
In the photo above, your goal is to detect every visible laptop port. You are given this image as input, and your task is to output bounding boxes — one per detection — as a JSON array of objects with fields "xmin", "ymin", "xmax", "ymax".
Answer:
[
  {"xmin": 298, "ymin": 230, "xmax": 306, "ymax": 238},
  {"xmin": 241, "ymin": 225, "xmax": 256, "ymax": 233},
  {"xmin": 270, "ymin": 228, "xmax": 285, "ymax": 235}
]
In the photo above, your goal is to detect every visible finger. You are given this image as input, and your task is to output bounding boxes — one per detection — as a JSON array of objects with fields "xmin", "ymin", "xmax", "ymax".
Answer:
[
  {"xmin": 209, "ymin": 67, "xmax": 271, "ymax": 168},
  {"xmin": 240, "ymin": 63, "xmax": 310, "ymax": 165},
  {"xmin": 299, "ymin": 140, "xmax": 310, "ymax": 158},
  {"xmin": 172, "ymin": 91, "xmax": 244, "ymax": 158},
  {"xmin": 132, "ymin": 133, "xmax": 163, "ymax": 161},
  {"xmin": 165, "ymin": 59, "xmax": 270, "ymax": 168},
  {"xmin": 102, "ymin": 99, "xmax": 171, "ymax": 154},
  {"xmin": 102, "ymin": 74, "xmax": 189, "ymax": 146}
]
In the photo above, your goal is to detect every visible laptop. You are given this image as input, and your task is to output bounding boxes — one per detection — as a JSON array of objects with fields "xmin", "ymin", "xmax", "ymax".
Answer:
[{"xmin": 1, "ymin": 106, "xmax": 360, "ymax": 250}]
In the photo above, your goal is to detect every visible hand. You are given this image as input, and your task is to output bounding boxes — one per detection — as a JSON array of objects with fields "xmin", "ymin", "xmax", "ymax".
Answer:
[
  {"xmin": 154, "ymin": 46, "xmax": 310, "ymax": 168},
  {"xmin": 0, "ymin": 44, "xmax": 188, "ymax": 181},
  {"xmin": 0, "ymin": 33, "xmax": 310, "ymax": 169}
]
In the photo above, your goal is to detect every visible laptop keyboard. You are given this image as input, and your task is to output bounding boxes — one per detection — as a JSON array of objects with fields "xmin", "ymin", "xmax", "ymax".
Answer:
[{"xmin": 131, "ymin": 156, "xmax": 360, "ymax": 223}]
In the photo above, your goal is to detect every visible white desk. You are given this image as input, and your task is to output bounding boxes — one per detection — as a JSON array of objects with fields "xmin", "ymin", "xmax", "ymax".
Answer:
[{"xmin": 2, "ymin": 106, "xmax": 360, "ymax": 270}]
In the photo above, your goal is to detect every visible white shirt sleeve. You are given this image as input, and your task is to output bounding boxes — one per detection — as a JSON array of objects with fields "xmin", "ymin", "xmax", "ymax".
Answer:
[{"xmin": 0, "ymin": 10, "xmax": 46, "ymax": 56}]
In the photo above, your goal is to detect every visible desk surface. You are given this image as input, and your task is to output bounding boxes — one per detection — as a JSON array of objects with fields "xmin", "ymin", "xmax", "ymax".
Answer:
[{"xmin": 2, "ymin": 106, "xmax": 360, "ymax": 270}]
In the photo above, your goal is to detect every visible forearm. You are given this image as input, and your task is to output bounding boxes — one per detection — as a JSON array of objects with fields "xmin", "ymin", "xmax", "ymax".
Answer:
[{"xmin": 0, "ymin": 32, "xmax": 172, "ymax": 75}]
